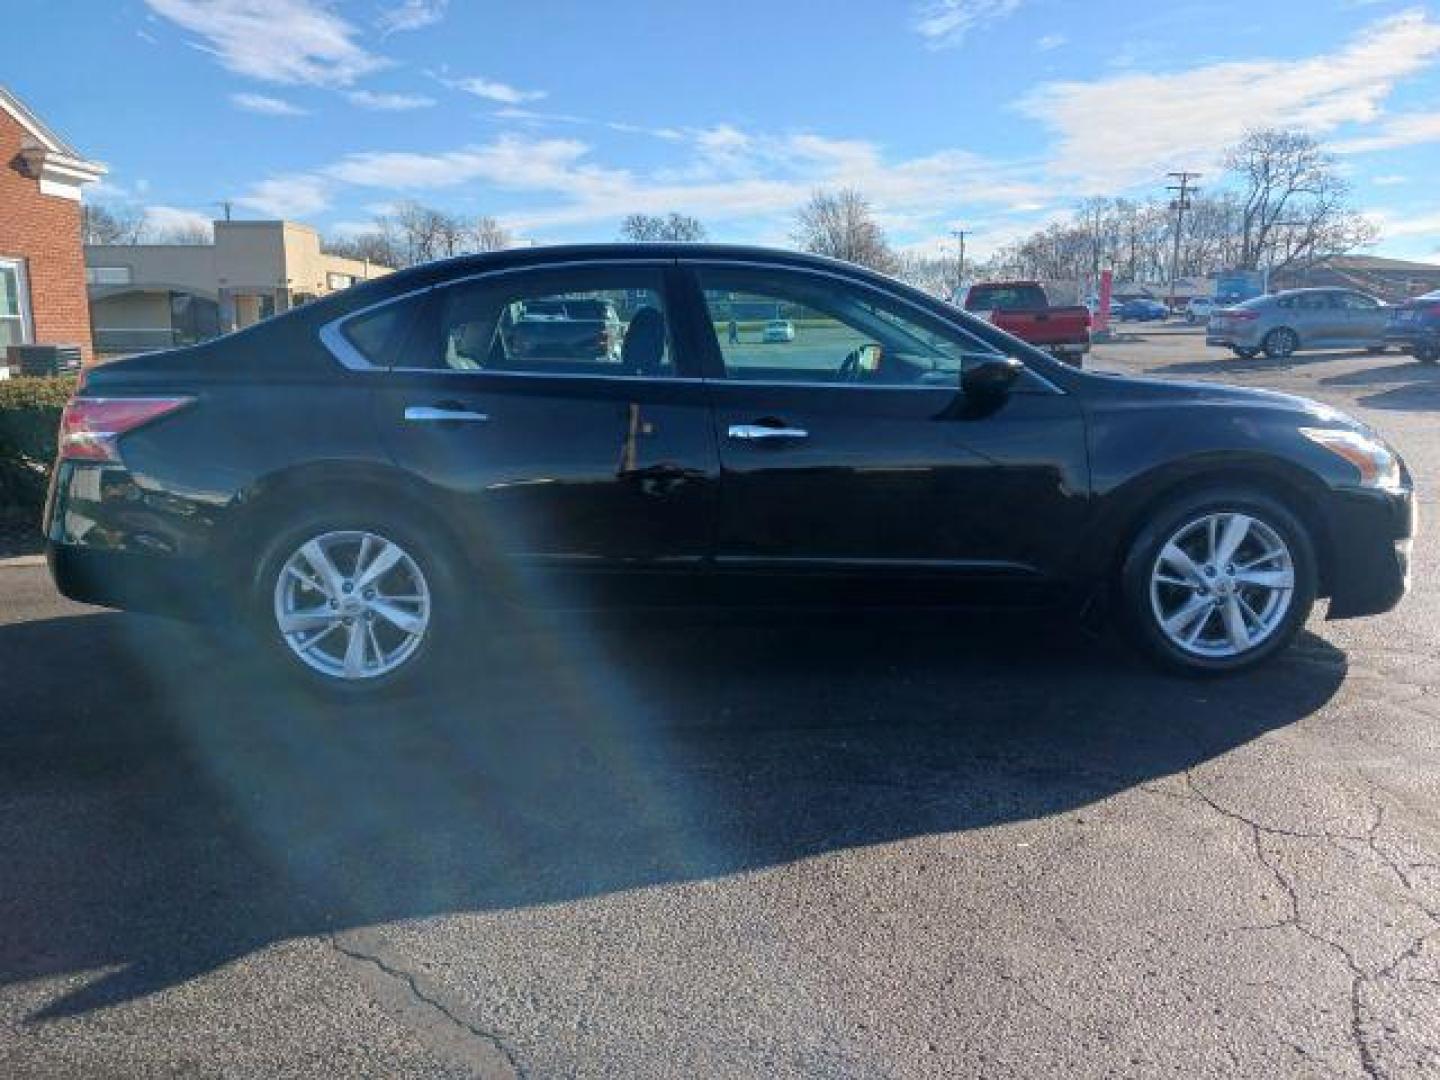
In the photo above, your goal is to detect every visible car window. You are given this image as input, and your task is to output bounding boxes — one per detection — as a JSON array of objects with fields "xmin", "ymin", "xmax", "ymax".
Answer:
[
  {"xmin": 697, "ymin": 266, "xmax": 995, "ymax": 387},
  {"xmin": 411, "ymin": 267, "xmax": 674, "ymax": 376},
  {"xmin": 1296, "ymin": 293, "xmax": 1333, "ymax": 311},
  {"xmin": 1338, "ymin": 292, "xmax": 1380, "ymax": 310},
  {"xmin": 966, "ymin": 284, "xmax": 1046, "ymax": 310},
  {"xmin": 341, "ymin": 295, "xmax": 422, "ymax": 367}
]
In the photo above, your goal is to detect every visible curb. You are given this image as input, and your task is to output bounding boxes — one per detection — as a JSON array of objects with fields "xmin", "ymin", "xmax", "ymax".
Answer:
[{"xmin": 0, "ymin": 555, "xmax": 46, "ymax": 568}]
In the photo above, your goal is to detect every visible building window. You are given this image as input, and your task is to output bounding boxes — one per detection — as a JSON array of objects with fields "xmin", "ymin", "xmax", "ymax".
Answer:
[
  {"xmin": 327, "ymin": 272, "xmax": 355, "ymax": 290},
  {"xmin": 0, "ymin": 258, "xmax": 33, "ymax": 348},
  {"xmin": 85, "ymin": 266, "xmax": 133, "ymax": 286}
]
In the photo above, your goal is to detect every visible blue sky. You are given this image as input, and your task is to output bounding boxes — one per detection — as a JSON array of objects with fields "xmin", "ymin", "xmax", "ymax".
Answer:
[{"xmin": 8, "ymin": 0, "xmax": 1440, "ymax": 260}]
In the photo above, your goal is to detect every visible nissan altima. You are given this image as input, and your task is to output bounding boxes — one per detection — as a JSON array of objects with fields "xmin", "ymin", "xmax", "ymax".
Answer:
[{"xmin": 46, "ymin": 245, "xmax": 1414, "ymax": 695}]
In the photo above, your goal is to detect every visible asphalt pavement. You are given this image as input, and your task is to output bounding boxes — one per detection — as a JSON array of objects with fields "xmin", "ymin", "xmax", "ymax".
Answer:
[{"xmin": 2, "ymin": 326, "xmax": 1439, "ymax": 1078}]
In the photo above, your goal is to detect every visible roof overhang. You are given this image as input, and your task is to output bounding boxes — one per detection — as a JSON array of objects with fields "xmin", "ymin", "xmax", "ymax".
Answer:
[{"xmin": 2, "ymin": 85, "xmax": 106, "ymax": 201}]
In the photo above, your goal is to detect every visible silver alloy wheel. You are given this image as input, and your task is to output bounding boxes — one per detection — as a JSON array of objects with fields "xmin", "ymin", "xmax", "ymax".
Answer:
[
  {"xmin": 1149, "ymin": 512, "xmax": 1296, "ymax": 659},
  {"xmin": 1267, "ymin": 329, "xmax": 1297, "ymax": 358},
  {"xmin": 273, "ymin": 530, "xmax": 432, "ymax": 680}
]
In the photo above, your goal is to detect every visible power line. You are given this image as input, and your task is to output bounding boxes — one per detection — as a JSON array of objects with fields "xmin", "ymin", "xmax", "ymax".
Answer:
[{"xmin": 1166, "ymin": 171, "xmax": 1200, "ymax": 310}]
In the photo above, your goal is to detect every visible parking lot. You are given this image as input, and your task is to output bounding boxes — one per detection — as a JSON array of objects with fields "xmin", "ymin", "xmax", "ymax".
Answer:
[{"xmin": 2, "ymin": 325, "xmax": 1439, "ymax": 1078}]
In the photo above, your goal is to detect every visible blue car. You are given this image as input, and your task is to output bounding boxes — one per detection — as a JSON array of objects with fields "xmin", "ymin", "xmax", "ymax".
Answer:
[
  {"xmin": 1385, "ymin": 289, "xmax": 1440, "ymax": 363},
  {"xmin": 1118, "ymin": 298, "xmax": 1170, "ymax": 322}
]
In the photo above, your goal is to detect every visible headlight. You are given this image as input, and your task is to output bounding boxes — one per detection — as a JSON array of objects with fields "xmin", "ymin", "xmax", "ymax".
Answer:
[{"xmin": 1300, "ymin": 427, "xmax": 1402, "ymax": 490}]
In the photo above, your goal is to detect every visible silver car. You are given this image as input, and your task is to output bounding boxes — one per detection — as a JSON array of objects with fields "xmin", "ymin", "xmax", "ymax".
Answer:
[{"xmin": 1206, "ymin": 288, "xmax": 1389, "ymax": 360}]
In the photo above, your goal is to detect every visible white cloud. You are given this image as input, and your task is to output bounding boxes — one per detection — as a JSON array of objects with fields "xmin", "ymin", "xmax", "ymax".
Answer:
[
  {"xmin": 449, "ymin": 76, "xmax": 547, "ymax": 104},
  {"xmin": 142, "ymin": 205, "xmax": 214, "ymax": 239},
  {"xmin": 1035, "ymin": 33, "xmax": 1066, "ymax": 51},
  {"xmin": 913, "ymin": 0, "xmax": 1023, "ymax": 48},
  {"xmin": 1333, "ymin": 111, "xmax": 1440, "ymax": 153},
  {"xmin": 236, "ymin": 174, "xmax": 331, "ymax": 217},
  {"xmin": 231, "ymin": 92, "xmax": 308, "ymax": 116},
  {"xmin": 346, "ymin": 90, "xmax": 436, "ymax": 111},
  {"xmin": 144, "ymin": 0, "xmax": 387, "ymax": 86},
  {"xmin": 285, "ymin": 125, "xmax": 1045, "ymax": 240},
  {"xmin": 1372, "ymin": 174, "xmax": 1409, "ymax": 186},
  {"xmin": 1019, "ymin": 10, "xmax": 1440, "ymax": 191},
  {"xmin": 376, "ymin": 0, "xmax": 447, "ymax": 35}
]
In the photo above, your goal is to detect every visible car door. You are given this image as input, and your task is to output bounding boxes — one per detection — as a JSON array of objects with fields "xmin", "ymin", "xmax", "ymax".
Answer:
[
  {"xmin": 332, "ymin": 261, "xmax": 718, "ymax": 588},
  {"xmin": 680, "ymin": 260, "xmax": 1089, "ymax": 589},
  {"xmin": 1337, "ymin": 291, "xmax": 1387, "ymax": 346}
]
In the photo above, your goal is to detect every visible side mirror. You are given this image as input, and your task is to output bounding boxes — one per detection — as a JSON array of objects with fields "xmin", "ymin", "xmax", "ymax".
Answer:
[{"xmin": 961, "ymin": 356, "xmax": 1024, "ymax": 399}]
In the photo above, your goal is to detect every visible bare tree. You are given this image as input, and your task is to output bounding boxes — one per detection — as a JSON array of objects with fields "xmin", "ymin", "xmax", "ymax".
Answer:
[
  {"xmin": 791, "ymin": 189, "xmax": 896, "ymax": 273},
  {"xmin": 81, "ymin": 203, "xmax": 147, "ymax": 245},
  {"xmin": 322, "ymin": 231, "xmax": 401, "ymax": 267},
  {"xmin": 469, "ymin": 215, "xmax": 514, "ymax": 252},
  {"xmin": 1224, "ymin": 129, "xmax": 1375, "ymax": 272},
  {"xmin": 619, "ymin": 212, "xmax": 708, "ymax": 242},
  {"xmin": 151, "ymin": 220, "xmax": 214, "ymax": 246}
]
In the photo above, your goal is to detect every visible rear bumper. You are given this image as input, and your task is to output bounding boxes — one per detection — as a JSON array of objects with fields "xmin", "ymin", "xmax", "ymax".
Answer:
[
  {"xmin": 1324, "ymin": 486, "xmax": 1415, "ymax": 619},
  {"xmin": 1207, "ymin": 330, "xmax": 1262, "ymax": 349},
  {"xmin": 48, "ymin": 542, "xmax": 221, "ymax": 619},
  {"xmin": 44, "ymin": 460, "xmax": 232, "ymax": 620}
]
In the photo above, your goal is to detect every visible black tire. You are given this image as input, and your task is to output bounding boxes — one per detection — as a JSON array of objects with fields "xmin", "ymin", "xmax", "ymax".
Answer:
[
  {"xmin": 1262, "ymin": 328, "xmax": 1298, "ymax": 359},
  {"xmin": 247, "ymin": 502, "xmax": 468, "ymax": 698},
  {"xmin": 1231, "ymin": 347, "xmax": 1260, "ymax": 360},
  {"xmin": 1120, "ymin": 486, "xmax": 1317, "ymax": 676}
]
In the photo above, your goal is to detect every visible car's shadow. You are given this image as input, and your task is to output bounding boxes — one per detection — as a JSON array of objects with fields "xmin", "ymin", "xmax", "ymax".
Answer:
[
  {"xmin": 1148, "ymin": 348, "xmax": 1378, "ymax": 378},
  {"xmin": 0, "ymin": 606, "xmax": 1347, "ymax": 1019},
  {"xmin": 1320, "ymin": 359, "xmax": 1440, "ymax": 411}
]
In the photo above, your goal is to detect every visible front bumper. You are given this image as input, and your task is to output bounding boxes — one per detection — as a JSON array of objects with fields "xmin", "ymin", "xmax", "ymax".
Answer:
[
  {"xmin": 1324, "ymin": 485, "xmax": 1415, "ymax": 619},
  {"xmin": 1385, "ymin": 326, "xmax": 1439, "ymax": 351}
]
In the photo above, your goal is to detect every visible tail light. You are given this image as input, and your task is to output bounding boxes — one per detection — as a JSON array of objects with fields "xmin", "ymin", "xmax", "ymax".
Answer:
[{"xmin": 58, "ymin": 396, "xmax": 193, "ymax": 463}]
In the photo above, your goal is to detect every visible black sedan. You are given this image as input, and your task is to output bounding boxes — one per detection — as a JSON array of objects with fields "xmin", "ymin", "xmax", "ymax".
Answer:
[{"xmin": 46, "ymin": 245, "xmax": 1414, "ymax": 694}]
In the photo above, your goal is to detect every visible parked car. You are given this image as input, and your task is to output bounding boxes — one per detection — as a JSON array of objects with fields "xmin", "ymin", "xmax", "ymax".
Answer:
[
  {"xmin": 762, "ymin": 318, "xmax": 796, "ymax": 343},
  {"xmin": 958, "ymin": 281, "xmax": 1090, "ymax": 364},
  {"xmin": 46, "ymin": 245, "xmax": 1412, "ymax": 695},
  {"xmin": 1186, "ymin": 297, "xmax": 1216, "ymax": 324},
  {"xmin": 1384, "ymin": 289, "xmax": 1440, "ymax": 363},
  {"xmin": 1206, "ymin": 288, "xmax": 1389, "ymax": 360},
  {"xmin": 502, "ymin": 297, "xmax": 624, "ymax": 363},
  {"xmin": 1117, "ymin": 298, "xmax": 1169, "ymax": 322}
]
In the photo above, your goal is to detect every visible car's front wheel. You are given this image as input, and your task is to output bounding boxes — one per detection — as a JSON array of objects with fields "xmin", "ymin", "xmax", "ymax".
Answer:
[
  {"xmin": 1121, "ymin": 488, "xmax": 1317, "ymax": 675},
  {"xmin": 249, "ymin": 508, "xmax": 463, "ymax": 696}
]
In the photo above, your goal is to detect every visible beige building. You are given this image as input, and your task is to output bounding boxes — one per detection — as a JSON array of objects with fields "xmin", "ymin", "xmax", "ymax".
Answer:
[{"xmin": 86, "ymin": 220, "xmax": 391, "ymax": 355}]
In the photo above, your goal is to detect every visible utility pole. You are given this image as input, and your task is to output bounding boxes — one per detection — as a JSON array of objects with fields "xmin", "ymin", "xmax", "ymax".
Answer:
[
  {"xmin": 1166, "ymin": 171, "xmax": 1199, "ymax": 312},
  {"xmin": 215, "ymin": 200, "xmax": 233, "ymax": 222},
  {"xmin": 951, "ymin": 228, "xmax": 967, "ymax": 299}
]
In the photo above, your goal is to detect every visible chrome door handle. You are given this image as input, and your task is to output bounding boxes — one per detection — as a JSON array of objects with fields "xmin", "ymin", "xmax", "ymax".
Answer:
[
  {"xmin": 404, "ymin": 406, "xmax": 489, "ymax": 423},
  {"xmin": 727, "ymin": 424, "xmax": 808, "ymax": 441}
]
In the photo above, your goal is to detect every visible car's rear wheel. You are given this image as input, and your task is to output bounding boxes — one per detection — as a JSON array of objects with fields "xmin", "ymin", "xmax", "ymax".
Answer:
[
  {"xmin": 1121, "ymin": 488, "xmax": 1316, "ymax": 675},
  {"xmin": 249, "ymin": 507, "xmax": 464, "ymax": 696},
  {"xmin": 1262, "ymin": 328, "xmax": 1299, "ymax": 359}
]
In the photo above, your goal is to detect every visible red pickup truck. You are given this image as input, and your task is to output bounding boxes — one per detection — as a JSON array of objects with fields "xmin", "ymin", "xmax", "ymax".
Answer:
[{"xmin": 958, "ymin": 281, "xmax": 1091, "ymax": 364}]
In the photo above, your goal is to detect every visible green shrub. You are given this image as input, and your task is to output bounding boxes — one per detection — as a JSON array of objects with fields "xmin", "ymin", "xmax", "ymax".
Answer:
[{"xmin": 0, "ymin": 375, "xmax": 77, "ymax": 509}]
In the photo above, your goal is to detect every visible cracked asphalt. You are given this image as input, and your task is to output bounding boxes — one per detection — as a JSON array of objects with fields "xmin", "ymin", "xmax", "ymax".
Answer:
[{"xmin": 2, "ymin": 325, "xmax": 1438, "ymax": 1078}]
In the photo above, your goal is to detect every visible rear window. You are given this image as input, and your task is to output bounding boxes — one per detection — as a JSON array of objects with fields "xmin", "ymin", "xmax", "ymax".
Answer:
[{"xmin": 966, "ymin": 284, "xmax": 1046, "ymax": 311}]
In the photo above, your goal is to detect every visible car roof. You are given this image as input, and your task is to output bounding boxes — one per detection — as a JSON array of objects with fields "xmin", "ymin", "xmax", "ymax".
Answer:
[{"xmin": 324, "ymin": 243, "xmax": 910, "ymax": 316}]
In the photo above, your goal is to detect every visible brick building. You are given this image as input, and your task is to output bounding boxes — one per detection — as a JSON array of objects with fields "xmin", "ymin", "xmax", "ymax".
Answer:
[{"xmin": 0, "ymin": 85, "xmax": 105, "ymax": 363}]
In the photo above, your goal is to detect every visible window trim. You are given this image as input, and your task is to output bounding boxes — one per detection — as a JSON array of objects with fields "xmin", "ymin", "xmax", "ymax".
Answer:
[
  {"xmin": 318, "ymin": 258, "xmax": 695, "ymax": 378},
  {"xmin": 0, "ymin": 256, "xmax": 34, "ymax": 347},
  {"xmin": 679, "ymin": 259, "xmax": 1064, "ymax": 395}
]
